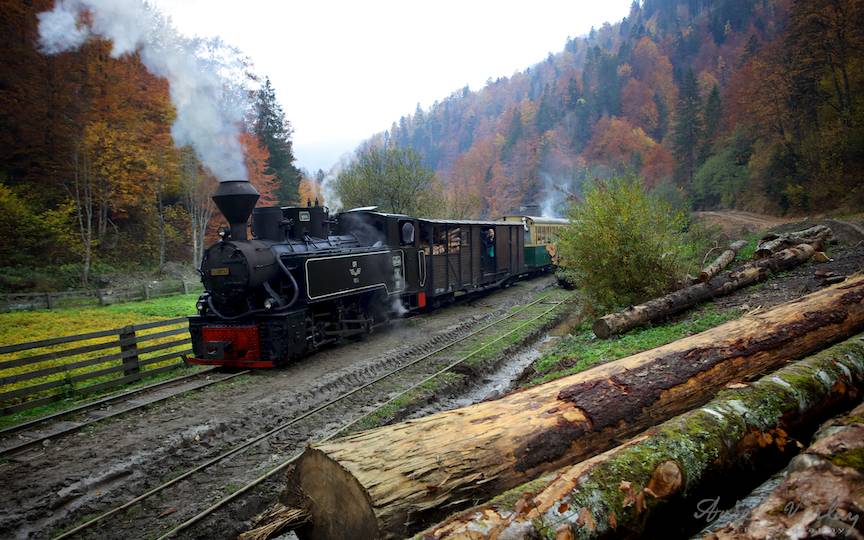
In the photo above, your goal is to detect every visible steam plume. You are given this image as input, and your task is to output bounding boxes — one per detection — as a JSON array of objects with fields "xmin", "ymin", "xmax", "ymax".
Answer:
[
  {"xmin": 37, "ymin": 0, "xmax": 248, "ymax": 181},
  {"xmin": 320, "ymin": 153, "xmax": 354, "ymax": 211}
]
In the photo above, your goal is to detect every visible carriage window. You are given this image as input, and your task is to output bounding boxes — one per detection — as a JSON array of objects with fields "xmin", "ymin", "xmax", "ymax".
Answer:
[
  {"xmin": 400, "ymin": 221, "xmax": 415, "ymax": 246},
  {"xmin": 448, "ymin": 227, "xmax": 461, "ymax": 254},
  {"xmin": 538, "ymin": 226, "xmax": 549, "ymax": 244},
  {"xmin": 433, "ymin": 227, "xmax": 447, "ymax": 255}
]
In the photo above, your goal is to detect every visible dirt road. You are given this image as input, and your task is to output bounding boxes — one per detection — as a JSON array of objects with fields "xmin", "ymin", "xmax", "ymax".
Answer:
[{"xmin": 693, "ymin": 210, "xmax": 796, "ymax": 236}]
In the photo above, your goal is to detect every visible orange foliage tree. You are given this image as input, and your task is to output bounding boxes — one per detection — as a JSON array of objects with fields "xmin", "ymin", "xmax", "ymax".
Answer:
[
  {"xmin": 621, "ymin": 78, "xmax": 659, "ymax": 135},
  {"xmin": 298, "ymin": 176, "xmax": 325, "ymax": 206},
  {"xmin": 583, "ymin": 116, "xmax": 657, "ymax": 174},
  {"xmin": 240, "ymin": 131, "xmax": 278, "ymax": 206},
  {"xmin": 447, "ymin": 137, "xmax": 496, "ymax": 218}
]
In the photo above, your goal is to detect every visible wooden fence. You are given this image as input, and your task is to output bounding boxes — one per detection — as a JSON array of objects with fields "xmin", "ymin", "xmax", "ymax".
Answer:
[
  {"xmin": 0, "ymin": 318, "xmax": 193, "ymax": 416},
  {"xmin": 0, "ymin": 279, "xmax": 202, "ymax": 312}
]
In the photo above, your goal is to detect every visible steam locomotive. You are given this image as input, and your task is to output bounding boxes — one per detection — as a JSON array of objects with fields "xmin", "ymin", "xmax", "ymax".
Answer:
[{"xmin": 188, "ymin": 180, "xmax": 557, "ymax": 368}]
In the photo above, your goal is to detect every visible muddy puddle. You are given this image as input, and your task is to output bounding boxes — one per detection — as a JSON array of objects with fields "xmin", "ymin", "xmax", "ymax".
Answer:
[{"xmin": 407, "ymin": 310, "xmax": 579, "ymax": 419}]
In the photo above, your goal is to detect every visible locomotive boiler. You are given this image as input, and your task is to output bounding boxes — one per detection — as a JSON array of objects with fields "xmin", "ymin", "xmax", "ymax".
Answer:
[{"xmin": 189, "ymin": 179, "xmax": 533, "ymax": 368}]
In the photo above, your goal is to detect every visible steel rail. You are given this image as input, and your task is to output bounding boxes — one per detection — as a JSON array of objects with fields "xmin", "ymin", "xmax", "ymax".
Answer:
[
  {"xmin": 0, "ymin": 367, "xmax": 217, "ymax": 437},
  {"xmin": 155, "ymin": 300, "xmax": 562, "ymax": 540},
  {"xmin": 0, "ymin": 369, "xmax": 249, "ymax": 458},
  {"xmin": 52, "ymin": 295, "xmax": 556, "ymax": 539}
]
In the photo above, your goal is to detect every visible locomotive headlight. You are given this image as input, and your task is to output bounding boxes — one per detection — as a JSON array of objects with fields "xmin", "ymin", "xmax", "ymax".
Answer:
[
  {"xmin": 264, "ymin": 298, "xmax": 276, "ymax": 310},
  {"xmin": 196, "ymin": 295, "xmax": 208, "ymax": 315}
]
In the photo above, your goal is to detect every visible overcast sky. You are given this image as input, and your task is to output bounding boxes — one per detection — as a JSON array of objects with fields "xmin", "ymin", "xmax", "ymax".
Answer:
[{"xmin": 150, "ymin": 0, "xmax": 632, "ymax": 173}]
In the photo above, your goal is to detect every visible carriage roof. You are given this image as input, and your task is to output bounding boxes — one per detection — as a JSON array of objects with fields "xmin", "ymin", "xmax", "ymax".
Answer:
[
  {"xmin": 501, "ymin": 215, "xmax": 570, "ymax": 226},
  {"xmin": 341, "ymin": 208, "xmax": 518, "ymax": 227}
]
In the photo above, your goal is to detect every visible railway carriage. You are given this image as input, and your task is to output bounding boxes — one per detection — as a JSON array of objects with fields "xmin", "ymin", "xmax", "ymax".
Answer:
[
  {"xmin": 188, "ymin": 180, "xmax": 528, "ymax": 368},
  {"xmin": 416, "ymin": 217, "xmax": 524, "ymax": 307},
  {"xmin": 502, "ymin": 215, "xmax": 569, "ymax": 271}
]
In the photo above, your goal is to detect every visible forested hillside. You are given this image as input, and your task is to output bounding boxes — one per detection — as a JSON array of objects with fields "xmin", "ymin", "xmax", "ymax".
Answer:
[
  {"xmin": 373, "ymin": 0, "xmax": 863, "ymax": 218},
  {"xmin": 0, "ymin": 1, "xmax": 305, "ymax": 290},
  {"xmin": 1, "ymin": 0, "xmax": 861, "ymax": 291}
]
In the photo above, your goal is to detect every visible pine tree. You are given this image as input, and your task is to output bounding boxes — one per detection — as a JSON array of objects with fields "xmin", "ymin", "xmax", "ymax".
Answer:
[
  {"xmin": 652, "ymin": 92, "xmax": 669, "ymax": 140},
  {"xmin": 535, "ymin": 85, "xmax": 556, "ymax": 133},
  {"xmin": 254, "ymin": 77, "xmax": 301, "ymax": 204},
  {"xmin": 671, "ymin": 69, "xmax": 703, "ymax": 187},
  {"xmin": 501, "ymin": 108, "xmax": 522, "ymax": 159},
  {"xmin": 700, "ymin": 85, "xmax": 722, "ymax": 162}
]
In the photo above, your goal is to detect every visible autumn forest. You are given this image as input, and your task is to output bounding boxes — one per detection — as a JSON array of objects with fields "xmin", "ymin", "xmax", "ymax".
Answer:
[
  {"xmin": 380, "ymin": 0, "xmax": 863, "ymax": 219},
  {"xmin": 0, "ymin": 0, "xmax": 862, "ymax": 292}
]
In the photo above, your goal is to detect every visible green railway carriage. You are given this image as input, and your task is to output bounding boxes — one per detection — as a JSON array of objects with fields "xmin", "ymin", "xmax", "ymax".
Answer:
[{"xmin": 501, "ymin": 215, "xmax": 569, "ymax": 272}]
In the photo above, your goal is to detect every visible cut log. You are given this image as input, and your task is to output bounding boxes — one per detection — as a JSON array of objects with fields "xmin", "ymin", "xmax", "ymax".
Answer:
[
  {"xmin": 703, "ymin": 401, "xmax": 864, "ymax": 540},
  {"xmin": 422, "ymin": 335, "xmax": 864, "ymax": 539},
  {"xmin": 245, "ymin": 276, "xmax": 864, "ymax": 540},
  {"xmin": 593, "ymin": 242, "xmax": 820, "ymax": 339},
  {"xmin": 239, "ymin": 504, "xmax": 310, "ymax": 540},
  {"xmin": 698, "ymin": 240, "xmax": 747, "ymax": 282},
  {"xmin": 754, "ymin": 224, "xmax": 832, "ymax": 259}
]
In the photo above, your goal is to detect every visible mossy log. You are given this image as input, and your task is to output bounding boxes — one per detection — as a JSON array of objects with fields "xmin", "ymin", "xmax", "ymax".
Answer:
[
  {"xmin": 244, "ymin": 276, "xmax": 864, "ymax": 540},
  {"xmin": 704, "ymin": 401, "xmax": 864, "ymax": 539},
  {"xmin": 754, "ymin": 224, "xmax": 832, "ymax": 259},
  {"xmin": 422, "ymin": 335, "xmax": 864, "ymax": 540},
  {"xmin": 592, "ymin": 242, "xmax": 821, "ymax": 339},
  {"xmin": 698, "ymin": 240, "xmax": 747, "ymax": 283}
]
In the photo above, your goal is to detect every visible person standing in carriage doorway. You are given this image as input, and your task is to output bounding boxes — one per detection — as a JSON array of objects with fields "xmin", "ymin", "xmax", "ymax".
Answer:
[{"xmin": 482, "ymin": 227, "xmax": 496, "ymax": 274}]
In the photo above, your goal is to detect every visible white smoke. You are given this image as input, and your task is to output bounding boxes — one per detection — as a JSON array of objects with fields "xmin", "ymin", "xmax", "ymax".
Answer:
[
  {"xmin": 390, "ymin": 295, "xmax": 408, "ymax": 317},
  {"xmin": 37, "ymin": 0, "xmax": 248, "ymax": 181},
  {"xmin": 321, "ymin": 153, "xmax": 353, "ymax": 211},
  {"xmin": 539, "ymin": 172, "xmax": 567, "ymax": 218}
]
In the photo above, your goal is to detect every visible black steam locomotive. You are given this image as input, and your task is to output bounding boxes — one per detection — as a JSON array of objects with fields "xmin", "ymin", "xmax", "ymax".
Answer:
[{"xmin": 189, "ymin": 180, "xmax": 531, "ymax": 368}]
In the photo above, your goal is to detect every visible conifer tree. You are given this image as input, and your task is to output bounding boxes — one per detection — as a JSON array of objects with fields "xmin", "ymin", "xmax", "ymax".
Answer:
[
  {"xmin": 253, "ymin": 77, "xmax": 301, "ymax": 204},
  {"xmin": 700, "ymin": 84, "xmax": 722, "ymax": 162},
  {"xmin": 671, "ymin": 69, "xmax": 703, "ymax": 187}
]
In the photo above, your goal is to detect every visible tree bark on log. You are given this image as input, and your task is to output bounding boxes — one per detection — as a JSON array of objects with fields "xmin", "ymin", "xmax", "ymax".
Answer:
[
  {"xmin": 704, "ymin": 401, "xmax": 864, "ymax": 540},
  {"xmin": 245, "ymin": 276, "xmax": 864, "ymax": 540},
  {"xmin": 698, "ymin": 240, "xmax": 747, "ymax": 282},
  {"xmin": 754, "ymin": 225, "xmax": 832, "ymax": 259},
  {"xmin": 422, "ymin": 335, "xmax": 864, "ymax": 540},
  {"xmin": 593, "ymin": 242, "xmax": 821, "ymax": 339}
]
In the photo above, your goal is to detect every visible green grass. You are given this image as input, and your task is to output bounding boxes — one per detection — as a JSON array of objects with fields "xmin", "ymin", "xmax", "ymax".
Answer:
[
  {"xmin": 0, "ymin": 292, "xmax": 200, "ymax": 347},
  {"xmin": 734, "ymin": 232, "xmax": 763, "ymax": 262},
  {"xmin": 524, "ymin": 306, "xmax": 742, "ymax": 387},
  {"xmin": 0, "ymin": 293, "xmax": 201, "ymax": 422}
]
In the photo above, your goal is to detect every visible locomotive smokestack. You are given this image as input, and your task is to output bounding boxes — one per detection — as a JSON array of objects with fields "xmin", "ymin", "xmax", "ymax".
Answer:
[{"xmin": 212, "ymin": 180, "xmax": 259, "ymax": 240}]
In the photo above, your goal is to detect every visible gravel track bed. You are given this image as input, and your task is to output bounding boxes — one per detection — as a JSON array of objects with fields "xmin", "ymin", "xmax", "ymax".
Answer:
[{"xmin": 0, "ymin": 276, "xmax": 553, "ymax": 540}]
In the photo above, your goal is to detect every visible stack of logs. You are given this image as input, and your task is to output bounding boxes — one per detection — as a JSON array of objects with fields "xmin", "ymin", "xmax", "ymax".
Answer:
[
  {"xmin": 593, "ymin": 225, "xmax": 833, "ymax": 338},
  {"xmin": 242, "ymin": 225, "xmax": 864, "ymax": 540}
]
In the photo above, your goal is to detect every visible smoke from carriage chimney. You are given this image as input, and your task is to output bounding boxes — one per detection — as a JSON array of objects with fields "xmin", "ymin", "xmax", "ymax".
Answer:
[{"xmin": 37, "ymin": 0, "xmax": 248, "ymax": 182}]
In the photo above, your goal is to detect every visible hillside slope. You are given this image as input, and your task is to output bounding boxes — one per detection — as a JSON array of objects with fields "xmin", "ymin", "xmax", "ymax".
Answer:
[{"xmin": 369, "ymin": 0, "xmax": 863, "ymax": 218}]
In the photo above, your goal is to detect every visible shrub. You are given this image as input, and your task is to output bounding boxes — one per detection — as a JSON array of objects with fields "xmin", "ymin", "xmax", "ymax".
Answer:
[{"xmin": 558, "ymin": 176, "xmax": 689, "ymax": 308}]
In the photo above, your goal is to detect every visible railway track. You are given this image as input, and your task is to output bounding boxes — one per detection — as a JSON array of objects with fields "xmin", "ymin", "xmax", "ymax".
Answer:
[
  {"xmin": 0, "ymin": 368, "xmax": 250, "ymax": 458},
  {"xmin": 52, "ymin": 294, "xmax": 565, "ymax": 540}
]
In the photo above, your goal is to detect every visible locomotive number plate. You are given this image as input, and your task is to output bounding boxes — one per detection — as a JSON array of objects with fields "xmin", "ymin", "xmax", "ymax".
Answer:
[{"xmin": 210, "ymin": 267, "xmax": 230, "ymax": 276}]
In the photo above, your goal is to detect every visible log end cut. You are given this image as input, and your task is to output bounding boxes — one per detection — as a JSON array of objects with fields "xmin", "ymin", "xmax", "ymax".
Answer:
[
  {"xmin": 289, "ymin": 448, "xmax": 379, "ymax": 540},
  {"xmin": 591, "ymin": 318, "xmax": 613, "ymax": 339}
]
